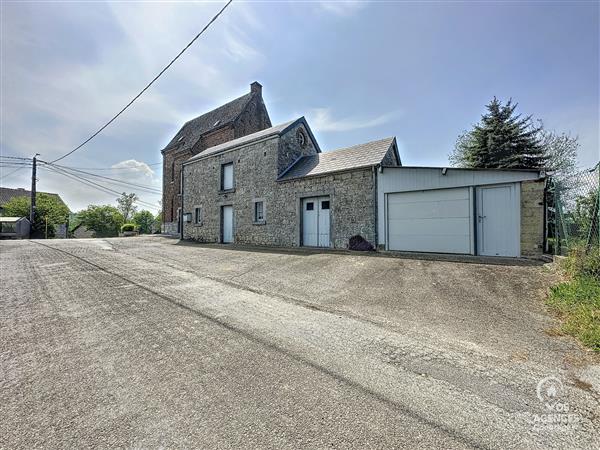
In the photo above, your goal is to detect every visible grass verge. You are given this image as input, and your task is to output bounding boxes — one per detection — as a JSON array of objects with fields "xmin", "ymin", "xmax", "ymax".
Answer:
[{"xmin": 547, "ymin": 276, "xmax": 600, "ymax": 352}]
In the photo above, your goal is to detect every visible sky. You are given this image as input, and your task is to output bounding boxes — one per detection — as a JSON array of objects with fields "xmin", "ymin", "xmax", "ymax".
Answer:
[{"xmin": 1, "ymin": 0, "xmax": 598, "ymax": 212}]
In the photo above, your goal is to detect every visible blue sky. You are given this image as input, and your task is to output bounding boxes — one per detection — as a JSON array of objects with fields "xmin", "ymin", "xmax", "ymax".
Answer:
[{"xmin": 1, "ymin": 1, "xmax": 598, "ymax": 212}]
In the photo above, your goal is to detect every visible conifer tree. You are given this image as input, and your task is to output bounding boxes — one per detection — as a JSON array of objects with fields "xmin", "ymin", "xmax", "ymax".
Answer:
[{"xmin": 450, "ymin": 97, "xmax": 546, "ymax": 169}]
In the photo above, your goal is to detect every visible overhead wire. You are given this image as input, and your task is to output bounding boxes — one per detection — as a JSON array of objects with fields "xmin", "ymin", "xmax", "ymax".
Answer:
[
  {"xmin": 40, "ymin": 165, "xmax": 160, "ymax": 211},
  {"xmin": 41, "ymin": 161, "xmax": 162, "ymax": 194},
  {"xmin": 49, "ymin": 0, "xmax": 233, "ymax": 164}
]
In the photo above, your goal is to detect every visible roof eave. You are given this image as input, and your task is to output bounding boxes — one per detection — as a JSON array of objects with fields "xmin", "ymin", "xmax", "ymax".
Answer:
[{"xmin": 277, "ymin": 164, "xmax": 376, "ymax": 183}]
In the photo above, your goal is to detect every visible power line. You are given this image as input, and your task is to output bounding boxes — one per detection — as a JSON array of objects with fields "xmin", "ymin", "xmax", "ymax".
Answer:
[
  {"xmin": 0, "ymin": 155, "xmax": 33, "ymax": 161},
  {"xmin": 40, "ymin": 165, "xmax": 160, "ymax": 210},
  {"xmin": 50, "ymin": 0, "xmax": 234, "ymax": 164},
  {"xmin": 41, "ymin": 161, "xmax": 162, "ymax": 194},
  {"xmin": 1, "ymin": 155, "xmax": 161, "ymax": 171},
  {"xmin": 0, "ymin": 166, "xmax": 28, "ymax": 181},
  {"xmin": 61, "ymin": 162, "xmax": 162, "ymax": 171}
]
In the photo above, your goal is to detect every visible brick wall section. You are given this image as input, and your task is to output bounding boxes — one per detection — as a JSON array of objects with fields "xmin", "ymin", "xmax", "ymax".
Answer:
[
  {"xmin": 520, "ymin": 179, "xmax": 545, "ymax": 258},
  {"xmin": 162, "ymin": 91, "xmax": 271, "ymax": 232},
  {"xmin": 182, "ymin": 123, "xmax": 377, "ymax": 248}
]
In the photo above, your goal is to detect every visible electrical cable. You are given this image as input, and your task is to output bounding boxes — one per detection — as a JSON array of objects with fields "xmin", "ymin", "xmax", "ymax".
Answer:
[{"xmin": 49, "ymin": 0, "xmax": 233, "ymax": 164}]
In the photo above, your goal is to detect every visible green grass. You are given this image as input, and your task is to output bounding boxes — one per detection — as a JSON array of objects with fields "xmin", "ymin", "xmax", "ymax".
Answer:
[{"xmin": 547, "ymin": 276, "xmax": 600, "ymax": 352}]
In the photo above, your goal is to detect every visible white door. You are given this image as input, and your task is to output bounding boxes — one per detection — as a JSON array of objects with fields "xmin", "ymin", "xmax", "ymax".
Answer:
[
  {"xmin": 222, "ymin": 205, "xmax": 233, "ymax": 243},
  {"xmin": 302, "ymin": 197, "xmax": 330, "ymax": 247},
  {"xmin": 317, "ymin": 198, "xmax": 330, "ymax": 247},
  {"xmin": 477, "ymin": 184, "xmax": 519, "ymax": 257},
  {"xmin": 387, "ymin": 187, "xmax": 472, "ymax": 254}
]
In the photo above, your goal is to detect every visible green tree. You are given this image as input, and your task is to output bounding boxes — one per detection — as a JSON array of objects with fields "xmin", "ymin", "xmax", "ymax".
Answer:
[
  {"xmin": 77, "ymin": 205, "xmax": 124, "ymax": 237},
  {"xmin": 3, "ymin": 193, "xmax": 69, "ymax": 238},
  {"xmin": 133, "ymin": 210, "xmax": 155, "ymax": 234},
  {"xmin": 540, "ymin": 128, "xmax": 579, "ymax": 183},
  {"xmin": 116, "ymin": 192, "xmax": 138, "ymax": 222},
  {"xmin": 450, "ymin": 97, "xmax": 546, "ymax": 169},
  {"xmin": 153, "ymin": 211, "xmax": 163, "ymax": 234}
]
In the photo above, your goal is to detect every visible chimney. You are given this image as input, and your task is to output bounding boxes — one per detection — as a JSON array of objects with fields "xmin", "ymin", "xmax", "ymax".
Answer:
[{"xmin": 250, "ymin": 81, "xmax": 262, "ymax": 95}]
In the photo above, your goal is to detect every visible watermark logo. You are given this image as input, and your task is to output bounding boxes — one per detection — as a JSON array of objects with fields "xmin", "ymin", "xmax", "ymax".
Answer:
[{"xmin": 532, "ymin": 376, "xmax": 580, "ymax": 430}]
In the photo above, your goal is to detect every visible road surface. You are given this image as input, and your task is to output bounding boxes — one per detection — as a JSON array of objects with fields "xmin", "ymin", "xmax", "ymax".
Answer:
[{"xmin": 1, "ymin": 237, "xmax": 598, "ymax": 448}]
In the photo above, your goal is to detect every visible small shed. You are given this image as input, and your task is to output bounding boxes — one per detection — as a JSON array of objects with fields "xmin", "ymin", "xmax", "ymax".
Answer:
[{"xmin": 0, "ymin": 217, "xmax": 31, "ymax": 239}]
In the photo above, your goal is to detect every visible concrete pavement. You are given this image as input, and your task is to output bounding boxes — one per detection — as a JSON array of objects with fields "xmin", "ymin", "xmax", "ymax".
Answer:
[{"xmin": 1, "ymin": 237, "xmax": 598, "ymax": 448}]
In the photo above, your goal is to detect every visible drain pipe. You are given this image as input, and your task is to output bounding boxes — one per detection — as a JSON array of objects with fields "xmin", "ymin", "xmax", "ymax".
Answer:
[{"xmin": 180, "ymin": 165, "xmax": 184, "ymax": 241}]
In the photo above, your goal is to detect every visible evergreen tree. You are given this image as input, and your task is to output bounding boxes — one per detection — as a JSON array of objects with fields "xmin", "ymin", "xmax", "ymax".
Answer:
[{"xmin": 450, "ymin": 97, "xmax": 546, "ymax": 169}]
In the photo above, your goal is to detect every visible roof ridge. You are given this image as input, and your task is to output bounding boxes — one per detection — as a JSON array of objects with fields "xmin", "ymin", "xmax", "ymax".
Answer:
[
  {"xmin": 185, "ymin": 118, "xmax": 303, "ymax": 164},
  {"xmin": 326, "ymin": 136, "xmax": 395, "ymax": 154},
  {"xmin": 183, "ymin": 91, "xmax": 252, "ymax": 126}
]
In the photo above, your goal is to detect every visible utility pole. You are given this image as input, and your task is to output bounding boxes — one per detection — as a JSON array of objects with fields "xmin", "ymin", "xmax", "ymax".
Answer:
[{"xmin": 30, "ymin": 153, "xmax": 40, "ymax": 238}]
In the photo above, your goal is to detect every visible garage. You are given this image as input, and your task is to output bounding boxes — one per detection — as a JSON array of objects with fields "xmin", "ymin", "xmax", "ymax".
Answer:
[
  {"xmin": 377, "ymin": 166, "xmax": 545, "ymax": 258},
  {"xmin": 386, "ymin": 187, "xmax": 473, "ymax": 254}
]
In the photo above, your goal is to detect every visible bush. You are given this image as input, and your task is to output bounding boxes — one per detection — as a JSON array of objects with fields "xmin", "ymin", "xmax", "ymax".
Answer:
[
  {"xmin": 562, "ymin": 245, "xmax": 600, "ymax": 280},
  {"xmin": 121, "ymin": 223, "xmax": 137, "ymax": 232}
]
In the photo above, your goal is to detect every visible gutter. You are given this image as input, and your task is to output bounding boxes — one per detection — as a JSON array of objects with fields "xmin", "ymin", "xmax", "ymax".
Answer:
[{"xmin": 180, "ymin": 165, "xmax": 184, "ymax": 240}]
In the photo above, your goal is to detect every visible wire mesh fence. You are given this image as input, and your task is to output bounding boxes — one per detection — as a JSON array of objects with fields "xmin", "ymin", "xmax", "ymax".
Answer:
[{"xmin": 548, "ymin": 163, "xmax": 600, "ymax": 255}]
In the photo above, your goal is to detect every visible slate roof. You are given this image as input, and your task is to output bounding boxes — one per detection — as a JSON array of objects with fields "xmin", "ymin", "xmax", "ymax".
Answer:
[
  {"xmin": 186, "ymin": 118, "xmax": 316, "ymax": 163},
  {"xmin": 0, "ymin": 187, "xmax": 69, "ymax": 211},
  {"xmin": 278, "ymin": 137, "xmax": 396, "ymax": 181},
  {"xmin": 163, "ymin": 92, "xmax": 254, "ymax": 152}
]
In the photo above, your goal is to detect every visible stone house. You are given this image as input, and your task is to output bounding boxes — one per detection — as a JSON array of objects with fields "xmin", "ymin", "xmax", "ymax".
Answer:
[
  {"xmin": 161, "ymin": 82, "xmax": 271, "ymax": 234},
  {"xmin": 181, "ymin": 116, "xmax": 546, "ymax": 258},
  {"xmin": 182, "ymin": 117, "xmax": 401, "ymax": 248}
]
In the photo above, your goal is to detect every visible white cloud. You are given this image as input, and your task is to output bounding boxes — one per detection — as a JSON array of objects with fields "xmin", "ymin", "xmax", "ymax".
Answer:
[
  {"xmin": 307, "ymin": 107, "xmax": 399, "ymax": 132},
  {"xmin": 111, "ymin": 159, "xmax": 155, "ymax": 178}
]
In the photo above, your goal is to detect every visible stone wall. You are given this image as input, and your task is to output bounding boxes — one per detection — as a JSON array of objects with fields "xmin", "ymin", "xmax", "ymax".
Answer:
[
  {"xmin": 520, "ymin": 179, "xmax": 545, "ymax": 258},
  {"xmin": 182, "ymin": 123, "xmax": 377, "ymax": 249},
  {"xmin": 162, "ymin": 91, "xmax": 271, "ymax": 234}
]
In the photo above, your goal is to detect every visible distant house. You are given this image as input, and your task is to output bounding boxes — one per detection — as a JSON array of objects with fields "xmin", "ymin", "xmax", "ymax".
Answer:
[
  {"xmin": 0, "ymin": 187, "xmax": 69, "ymax": 215},
  {"xmin": 0, "ymin": 217, "xmax": 30, "ymax": 239}
]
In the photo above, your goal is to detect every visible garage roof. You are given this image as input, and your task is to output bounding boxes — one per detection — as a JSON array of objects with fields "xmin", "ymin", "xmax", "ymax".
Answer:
[{"xmin": 278, "ymin": 137, "xmax": 396, "ymax": 181}]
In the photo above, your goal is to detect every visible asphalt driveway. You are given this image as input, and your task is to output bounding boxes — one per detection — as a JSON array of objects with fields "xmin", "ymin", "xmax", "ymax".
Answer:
[{"xmin": 1, "ymin": 236, "xmax": 598, "ymax": 448}]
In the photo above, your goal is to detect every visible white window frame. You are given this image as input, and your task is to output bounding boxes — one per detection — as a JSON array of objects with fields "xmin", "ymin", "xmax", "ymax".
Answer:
[
  {"xmin": 253, "ymin": 198, "xmax": 266, "ymax": 224},
  {"xmin": 194, "ymin": 206, "xmax": 203, "ymax": 225},
  {"xmin": 221, "ymin": 162, "xmax": 234, "ymax": 191}
]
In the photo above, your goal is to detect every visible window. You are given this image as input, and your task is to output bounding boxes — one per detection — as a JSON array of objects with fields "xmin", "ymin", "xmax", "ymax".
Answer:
[
  {"xmin": 221, "ymin": 162, "xmax": 234, "ymax": 190},
  {"xmin": 171, "ymin": 161, "xmax": 175, "ymax": 181},
  {"xmin": 254, "ymin": 201, "xmax": 264, "ymax": 222},
  {"xmin": 296, "ymin": 129, "xmax": 307, "ymax": 147},
  {"xmin": 321, "ymin": 201, "xmax": 330, "ymax": 210},
  {"xmin": 195, "ymin": 207, "xmax": 202, "ymax": 224},
  {"xmin": 306, "ymin": 202, "xmax": 314, "ymax": 211}
]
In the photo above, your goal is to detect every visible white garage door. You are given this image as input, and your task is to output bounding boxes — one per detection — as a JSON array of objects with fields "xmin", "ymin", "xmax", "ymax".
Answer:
[{"xmin": 387, "ymin": 187, "xmax": 472, "ymax": 254}]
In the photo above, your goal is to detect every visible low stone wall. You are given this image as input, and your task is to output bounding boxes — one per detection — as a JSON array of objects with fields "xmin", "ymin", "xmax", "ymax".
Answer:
[{"xmin": 520, "ymin": 180, "xmax": 545, "ymax": 258}]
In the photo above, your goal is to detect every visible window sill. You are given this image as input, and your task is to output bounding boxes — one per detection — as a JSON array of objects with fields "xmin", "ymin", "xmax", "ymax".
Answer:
[
  {"xmin": 193, "ymin": 223, "xmax": 203, "ymax": 227},
  {"xmin": 253, "ymin": 220, "xmax": 266, "ymax": 226},
  {"xmin": 219, "ymin": 188, "xmax": 236, "ymax": 194}
]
